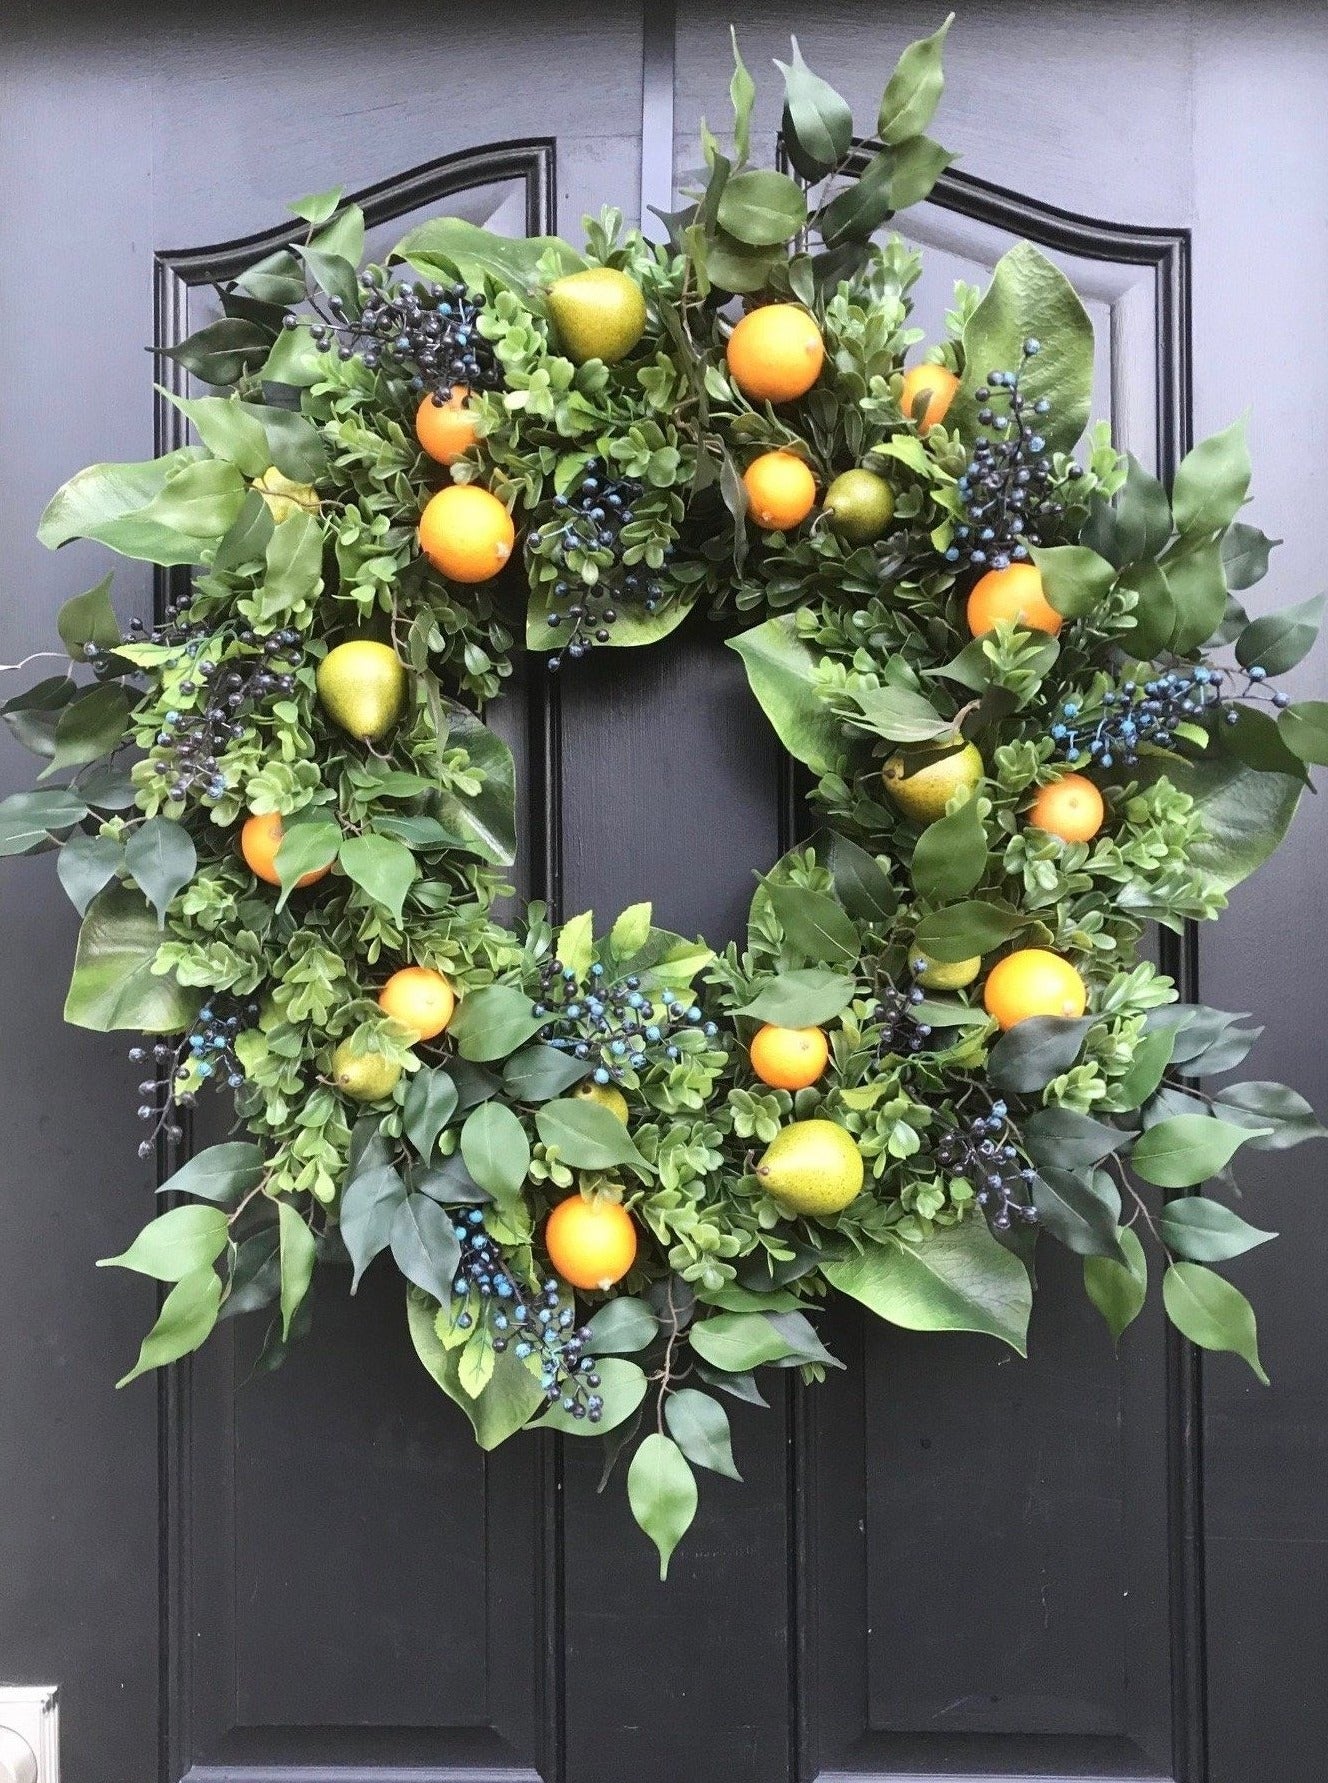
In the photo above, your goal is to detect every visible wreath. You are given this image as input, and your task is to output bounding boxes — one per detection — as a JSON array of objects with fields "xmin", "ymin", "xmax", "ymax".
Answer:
[{"xmin": 4, "ymin": 20, "xmax": 1325, "ymax": 1576}]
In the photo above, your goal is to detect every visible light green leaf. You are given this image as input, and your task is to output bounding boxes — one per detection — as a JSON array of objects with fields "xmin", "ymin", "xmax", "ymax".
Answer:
[
  {"xmin": 765, "ymin": 883, "xmax": 860, "ymax": 966},
  {"xmin": 158, "ymin": 1141, "xmax": 266, "ymax": 1205},
  {"xmin": 125, "ymin": 817, "xmax": 196, "ymax": 926},
  {"xmin": 665, "ymin": 1387, "xmax": 741, "ymax": 1480},
  {"xmin": 729, "ymin": 28, "xmax": 756, "ymax": 164},
  {"xmin": 393, "ymin": 217, "xmax": 586, "ymax": 300},
  {"xmin": 735, "ymin": 968, "xmax": 855, "ymax": 1028},
  {"xmin": 138, "ymin": 458, "xmax": 246, "ymax": 542},
  {"xmin": 64, "ymin": 883, "xmax": 198, "ymax": 1032},
  {"xmin": 627, "ymin": 1433, "xmax": 698, "ymax": 1580},
  {"xmin": 610, "ymin": 901, "xmax": 653, "ymax": 959},
  {"xmin": 911, "ymin": 790, "xmax": 988, "ymax": 904},
  {"xmin": 1030, "ymin": 544, "xmax": 1116, "ymax": 619},
  {"xmin": 116, "ymin": 1266, "xmax": 222, "ymax": 1388},
  {"xmin": 1083, "ymin": 1223, "xmax": 1147, "ymax": 1344},
  {"xmin": 460, "ymin": 1102, "xmax": 531, "ymax": 1205},
  {"xmin": 877, "ymin": 13, "xmax": 953, "ymax": 143},
  {"xmin": 0, "ymin": 788, "xmax": 87, "ymax": 856},
  {"xmin": 1163, "ymin": 1261, "xmax": 1268, "ymax": 1383},
  {"xmin": 159, "ymin": 390, "xmax": 270, "ymax": 477},
  {"xmin": 914, "ymin": 898, "xmax": 1020, "ymax": 962},
  {"xmin": 449, "ymin": 984, "xmax": 549, "ymax": 1062},
  {"xmin": 431, "ymin": 707, "xmax": 517, "ymax": 865},
  {"xmin": 587, "ymin": 1297, "xmax": 659, "ymax": 1355},
  {"xmin": 540, "ymin": 1357, "xmax": 647, "ymax": 1435},
  {"xmin": 556, "ymin": 909, "xmax": 596, "ymax": 979},
  {"xmin": 825, "ymin": 1218, "xmax": 1031, "ymax": 1353},
  {"xmin": 338, "ymin": 833, "xmax": 418, "ymax": 921},
  {"xmin": 273, "ymin": 817, "xmax": 340, "ymax": 909},
  {"xmin": 690, "ymin": 1309, "xmax": 807, "ymax": 1371},
  {"xmin": 1158, "ymin": 1197, "xmax": 1276, "ymax": 1263},
  {"xmin": 289, "ymin": 185, "xmax": 344, "ymax": 224},
  {"xmin": 1130, "ymin": 1114, "xmax": 1265, "ymax": 1188},
  {"xmin": 729, "ymin": 616, "xmax": 845, "ymax": 775},
  {"xmin": 98, "ymin": 1204, "xmax": 228, "ymax": 1281},
  {"xmin": 38, "ymin": 446, "xmax": 212, "ymax": 565},
  {"xmin": 277, "ymin": 1201, "xmax": 317, "ymax": 1338},
  {"xmin": 57, "ymin": 575, "xmax": 121, "ymax": 659},
  {"xmin": 408, "ymin": 1289, "xmax": 545, "ymax": 1448},
  {"xmin": 716, "ymin": 169, "xmax": 808, "ymax": 247},
  {"xmin": 1172, "ymin": 419, "xmax": 1251, "ymax": 536},
  {"xmin": 535, "ymin": 1100, "xmax": 651, "ymax": 1179}
]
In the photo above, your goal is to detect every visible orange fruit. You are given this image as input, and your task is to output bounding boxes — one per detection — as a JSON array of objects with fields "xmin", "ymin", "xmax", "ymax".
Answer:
[
  {"xmin": 983, "ymin": 949, "xmax": 1088, "ymax": 1031},
  {"xmin": 749, "ymin": 1024, "xmax": 829, "ymax": 1090},
  {"xmin": 967, "ymin": 561, "xmax": 1062, "ymax": 638},
  {"xmin": 239, "ymin": 812, "xmax": 330, "ymax": 889},
  {"xmin": 899, "ymin": 362, "xmax": 959, "ymax": 432},
  {"xmin": 726, "ymin": 304, "xmax": 824, "ymax": 404},
  {"xmin": 545, "ymin": 1195, "xmax": 638, "ymax": 1291},
  {"xmin": 378, "ymin": 966, "xmax": 456, "ymax": 1041},
  {"xmin": 742, "ymin": 451, "xmax": 817, "ymax": 531},
  {"xmin": 415, "ymin": 386, "xmax": 479, "ymax": 466},
  {"xmin": 418, "ymin": 484, "xmax": 514, "ymax": 583},
  {"xmin": 1028, "ymin": 774, "xmax": 1105, "ymax": 844}
]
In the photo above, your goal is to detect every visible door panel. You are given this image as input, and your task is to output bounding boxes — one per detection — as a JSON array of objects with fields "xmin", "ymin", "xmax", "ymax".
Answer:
[{"xmin": 3, "ymin": 7, "xmax": 1327, "ymax": 1783}]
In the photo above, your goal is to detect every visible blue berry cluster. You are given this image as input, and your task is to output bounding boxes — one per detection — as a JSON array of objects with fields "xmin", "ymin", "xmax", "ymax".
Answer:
[
  {"xmin": 947, "ymin": 339, "xmax": 1081, "ymax": 573},
  {"xmin": 534, "ymin": 958, "xmax": 718, "ymax": 1083},
  {"xmin": 450, "ymin": 1209, "xmax": 605, "ymax": 1418},
  {"xmin": 299, "ymin": 273, "xmax": 501, "ymax": 399},
  {"xmin": 873, "ymin": 982, "xmax": 933, "ymax": 1058},
  {"xmin": 933, "ymin": 1100, "xmax": 1039, "ymax": 1233},
  {"xmin": 1050, "ymin": 663, "xmax": 1290, "ymax": 769},
  {"xmin": 129, "ymin": 614, "xmax": 301, "ymax": 806},
  {"xmin": 127, "ymin": 999, "xmax": 259, "ymax": 1157},
  {"xmin": 529, "ymin": 459, "xmax": 668, "ymax": 669}
]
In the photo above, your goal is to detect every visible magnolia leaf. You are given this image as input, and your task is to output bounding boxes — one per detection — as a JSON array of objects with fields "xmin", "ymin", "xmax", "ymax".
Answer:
[
  {"xmin": 38, "ymin": 447, "xmax": 211, "ymax": 565},
  {"xmin": 627, "ymin": 1433, "xmax": 698, "ymax": 1581},
  {"xmin": 824, "ymin": 1220, "xmax": 1031, "ymax": 1354},
  {"xmin": 64, "ymin": 883, "xmax": 198, "ymax": 1032},
  {"xmin": 729, "ymin": 616, "xmax": 844, "ymax": 774}
]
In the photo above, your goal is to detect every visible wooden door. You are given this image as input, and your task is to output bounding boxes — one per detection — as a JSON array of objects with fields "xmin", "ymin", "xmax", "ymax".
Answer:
[{"xmin": 1, "ymin": 5, "xmax": 1325, "ymax": 1781}]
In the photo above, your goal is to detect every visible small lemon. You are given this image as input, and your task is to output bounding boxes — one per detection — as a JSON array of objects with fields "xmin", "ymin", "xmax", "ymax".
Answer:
[
  {"xmin": 909, "ymin": 948, "xmax": 981, "ymax": 991},
  {"xmin": 330, "ymin": 1041, "xmax": 402, "ymax": 1103}
]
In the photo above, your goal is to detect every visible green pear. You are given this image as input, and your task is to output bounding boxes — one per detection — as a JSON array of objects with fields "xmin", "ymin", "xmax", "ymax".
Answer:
[
  {"xmin": 316, "ymin": 639, "xmax": 408, "ymax": 742},
  {"xmin": 330, "ymin": 1039, "xmax": 402, "ymax": 1103},
  {"xmin": 823, "ymin": 468, "xmax": 895, "ymax": 544},
  {"xmin": 756, "ymin": 1118, "xmax": 864, "ymax": 1218},
  {"xmin": 547, "ymin": 267, "xmax": 647, "ymax": 365}
]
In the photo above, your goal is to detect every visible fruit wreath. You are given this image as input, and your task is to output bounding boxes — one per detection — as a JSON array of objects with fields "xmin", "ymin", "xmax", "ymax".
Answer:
[{"xmin": 4, "ymin": 21, "xmax": 1325, "ymax": 1573}]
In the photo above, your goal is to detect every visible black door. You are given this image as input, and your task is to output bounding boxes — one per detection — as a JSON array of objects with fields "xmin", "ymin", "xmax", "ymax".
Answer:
[{"xmin": 2, "ymin": 6, "xmax": 1325, "ymax": 1782}]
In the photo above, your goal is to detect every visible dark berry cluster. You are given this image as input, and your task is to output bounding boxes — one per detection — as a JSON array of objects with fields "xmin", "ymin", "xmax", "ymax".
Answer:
[
  {"xmin": 127, "ymin": 613, "xmax": 301, "ymax": 805},
  {"xmin": 1049, "ymin": 662, "xmax": 1290, "ymax": 769},
  {"xmin": 933, "ymin": 1099, "xmax": 1039, "ymax": 1233},
  {"xmin": 529, "ymin": 460, "xmax": 668, "ymax": 669},
  {"xmin": 947, "ymin": 339, "xmax": 1082, "ymax": 573},
  {"xmin": 295, "ymin": 272, "xmax": 501, "ymax": 400},
  {"xmin": 128, "ymin": 998, "xmax": 259, "ymax": 1158},
  {"xmin": 873, "ymin": 983, "xmax": 933, "ymax": 1058},
  {"xmin": 533, "ymin": 959, "xmax": 718, "ymax": 1083},
  {"xmin": 450, "ymin": 1209, "xmax": 605, "ymax": 1417}
]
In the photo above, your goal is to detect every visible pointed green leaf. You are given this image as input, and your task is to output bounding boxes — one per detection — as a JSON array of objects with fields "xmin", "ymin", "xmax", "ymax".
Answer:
[
  {"xmin": 911, "ymin": 790, "xmax": 988, "ymax": 904},
  {"xmin": 390, "ymin": 1194, "xmax": 462, "ymax": 1303},
  {"xmin": 1158, "ymin": 1197, "xmax": 1276, "ymax": 1263},
  {"xmin": 277, "ymin": 1201, "xmax": 317, "ymax": 1338},
  {"xmin": 627, "ymin": 1433, "xmax": 698, "ymax": 1580},
  {"xmin": 407, "ymin": 1288, "xmax": 545, "ymax": 1448},
  {"xmin": 729, "ymin": 616, "xmax": 845, "ymax": 775},
  {"xmin": 338, "ymin": 833, "xmax": 418, "ymax": 921},
  {"xmin": 158, "ymin": 1141, "xmax": 265, "ymax": 1205},
  {"xmin": 460, "ymin": 1102, "xmax": 531, "ymax": 1205},
  {"xmin": 1172, "ymin": 419, "xmax": 1251, "ymax": 536},
  {"xmin": 125, "ymin": 817, "xmax": 197, "ymax": 926},
  {"xmin": 665, "ymin": 1387, "xmax": 741, "ymax": 1479},
  {"xmin": 64, "ymin": 883, "xmax": 199, "ymax": 1032},
  {"xmin": 1163, "ymin": 1261, "xmax": 1268, "ymax": 1383},
  {"xmin": 98, "ymin": 1204, "xmax": 228, "ymax": 1281},
  {"xmin": 1083, "ymin": 1223, "xmax": 1147, "ymax": 1344},
  {"xmin": 541, "ymin": 1357, "xmax": 648, "ymax": 1436},
  {"xmin": 824, "ymin": 1219, "xmax": 1031, "ymax": 1354},
  {"xmin": 535, "ymin": 1100, "xmax": 651, "ymax": 1179},
  {"xmin": 775, "ymin": 38, "xmax": 853, "ymax": 181},
  {"xmin": 734, "ymin": 969, "xmax": 856, "ymax": 1028},
  {"xmin": 116, "ymin": 1266, "xmax": 222, "ymax": 1387},
  {"xmin": 57, "ymin": 575, "xmax": 122, "ymax": 659},
  {"xmin": 1131, "ymin": 1114, "xmax": 1267, "ymax": 1188},
  {"xmin": 878, "ymin": 13, "xmax": 953, "ymax": 143}
]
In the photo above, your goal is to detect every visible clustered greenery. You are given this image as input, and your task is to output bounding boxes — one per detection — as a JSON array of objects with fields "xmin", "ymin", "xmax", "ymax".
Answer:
[{"xmin": 3, "ymin": 19, "xmax": 1325, "ymax": 1574}]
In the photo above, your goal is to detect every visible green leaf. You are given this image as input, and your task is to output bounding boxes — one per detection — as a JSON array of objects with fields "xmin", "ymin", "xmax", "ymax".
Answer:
[
  {"xmin": 1214, "ymin": 1080, "xmax": 1328, "ymax": 1151},
  {"xmin": 765, "ymin": 884, "xmax": 860, "ymax": 966},
  {"xmin": 139, "ymin": 458, "xmax": 246, "ymax": 541},
  {"xmin": 115, "ymin": 1266, "xmax": 222, "ymax": 1387},
  {"xmin": 460, "ymin": 1102, "xmax": 531, "ymax": 1205},
  {"xmin": 885, "ymin": 135, "xmax": 955, "ymax": 212},
  {"xmin": 665, "ymin": 1388, "xmax": 741, "ymax": 1480},
  {"xmin": 690, "ymin": 1309, "xmax": 808, "ymax": 1371},
  {"xmin": 556, "ymin": 909, "xmax": 596, "ymax": 979},
  {"xmin": 390, "ymin": 1194, "xmax": 462, "ymax": 1303},
  {"xmin": 1083, "ymin": 1224, "xmax": 1147, "ymax": 1344},
  {"xmin": 1163, "ymin": 1261, "xmax": 1268, "ymax": 1384},
  {"xmin": 609, "ymin": 901, "xmax": 652, "ymax": 959},
  {"xmin": 159, "ymin": 1141, "xmax": 265, "ymax": 1206},
  {"xmin": 1158, "ymin": 1197, "xmax": 1275, "ymax": 1263},
  {"xmin": 987, "ymin": 1014, "xmax": 1096, "ymax": 1096},
  {"xmin": 842, "ymin": 681, "xmax": 954, "ymax": 744},
  {"xmin": 1172, "ymin": 419, "xmax": 1251, "ymax": 536},
  {"xmin": 1030, "ymin": 544, "xmax": 1116, "ymax": 619},
  {"xmin": 877, "ymin": 13, "xmax": 953, "ymax": 143},
  {"xmin": 911, "ymin": 790, "xmax": 988, "ymax": 904},
  {"xmin": 540, "ymin": 1357, "xmax": 647, "ymax": 1435},
  {"xmin": 1032, "ymin": 1167, "xmax": 1124, "ymax": 1260},
  {"xmin": 38, "ymin": 447, "xmax": 212, "ymax": 565},
  {"xmin": 277, "ymin": 1201, "xmax": 317, "ymax": 1339},
  {"xmin": 1022, "ymin": 1106, "xmax": 1125, "ymax": 1170},
  {"xmin": 432, "ymin": 707, "xmax": 517, "ymax": 865},
  {"xmin": 501, "ymin": 1044, "xmax": 591, "ymax": 1104},
  {"xmin": 45, "ymin": 683, "xmax": 132, "ymax": 776},
  {"xmin": 159, "ymin": 390, "xmax": 270, "ymax": 477},
  {"xmin": 913, "ymin": 899, "xmax": 1020, "ymax": 962},
  {"xmin": 273, "ymin": 818, "xmax": 339, "ymax": 908},
  {"xmin": 1137, "ymin": 752, "xmax": 1302, "ymax": 894},
  {"xmin": 587, "ymin": 1297, "xmax": 659, "ymax": 1355},
  {"xmin": 393, "ymin": 217, "xmax": 585, "ymax": 300},
  {"xmin": 817, "ymin": 148, "xmax": 900, "ymax": 247},
  {"xmin": 1218, "ymin": 706, "xmax": 1309, "ymax": 784},
  {"xmin": 338, "ymin": 833, "xmax": 418, "ymax": 921},
  {"xmin": 408, "ymin": 1289, "xmax": 545, "ymax": 1448},
  {"xmin": 535, "ymin": 1100, "xmax": 651, "ymax": 1179},
  {"xmin": 125, "ymin": 817, "xmax": 196, "ymax": 926},
  {"xmin": 627, "ymin": 1433, "xmax": 698, "ymax": 1580},
  {"xmin": 0, "ymin": 788, "xmax": 87, "ymax": 856},
  {"xmin": 56, "ymin": 831, "xmax": 123, "ymax": 914},
  {"xmin": 954, "ymin": 243, "xmax": 1094, "ymax": 455},
  {"xmin": 1235, "ymin": 593, "xmax": 1325, "ymax": 676},
  {"xmin": 64, "ymin": 883, "xmax": 198, "ymax": 1033},
  {"xmin": 729, "ymin": 616, "xmax": 844, "ymax": 775},
  {"xmin": 449, "ymin": 983, "xmax": 548, "ymax": 1062},
  {"xmin": 1112, "ymin": 456, "xmax": 1173, "ymax": 565},
  {"xmin": 290, "ymin": 184, "xmax": 344, "ymax": 224},
  {"xmin": 162, "ymin": 317, "xmax": 273, "ymax": 386},
  {"xmin": 57, "ymin": 575, "xmax": 121, "ymax": 659},
  {"xmin": 734, "ymin": 969, "xmax": 856, "ymax": 1028},
  {"xmin": 1110, "ymin": 1025, "xmax": 1176, "ymax": 1111},
  {"xmin": 1280, "ymin": 701, "xmax": 1328, "ymax": 766},
  {"xmin": 1221, "ymin": 521, "xmax": 1279, "ymax": 591},
  {"xmin": 1130, "ymin": 1114, "xmax": 1265, "ymax": 1188},
  {"xmin": 339, "ymin": 1162, "xmax": 407, "ymax": 1292},
  {"xmin": 402, "ymin": 1069, "xmax": 459, "ymax": 1160},
  {"xmin": 729, "ymin": 28, "xmax": 756, "ymax": 164},
  {"xmin": 824, "ymin": 1218, "xmax": 1032, "ymax": 1354},
  {"xmin": 1163, "ymin": 535, "xmax": 1228, "ymax": 654},
  {"xmin": 716, "ymin": 169, "xmax": 807, "ymax": 247},
  {"xmin": 1, "ymin": 675, "xmax": 78, "ymax": 760},
  {"xmin": 824, "ymin": 835, "xmax": 897, "ymax": 923},
  {"xmin": 775, "ymin": 38, "xmax": 853, "ymax": 180},
  {"xmin": 98, "ymin": 1204, "xmax": 228, "ymax": 1281}
]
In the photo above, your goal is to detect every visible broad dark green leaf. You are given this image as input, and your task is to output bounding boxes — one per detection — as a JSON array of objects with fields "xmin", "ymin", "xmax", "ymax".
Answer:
[
  {"xmin": 158, "ymin": 1140, "xmax": 265, "ymax": 1206},
  {"xmin": 1113, "ymin": 455, "xmax": 1173, "ymax": 565},
  {"xmin": 1031, "ymin": 544, "xmax": 1116, "ymax": 619},
  {"xmin": 1136, "ymin": 752, "xmax": 1302, "ymax": 894},
  {"xmin": 1130, "ymin": 1114, "xmax": 1264, "ymax": 1188},
  {"xmin": 390, "ymin": 1194, "xmax": 462, "ymax": 1303},
  {"xmin": 64, "ymin": 883, "xmax": 198, "ymax": 1032},
  {"xmin": 338, "ymin": 833, "xmax": 418, "ymax": 922},
  {"xmin": 824, "ymin": 834, "xmax": 897, "ymax": 923},
  {"xmin": 1235, "ymin": 593, "xmax": 1325, "ymax": 676},
  {"xmin": 1032, "ymin": 1167, "xmax": 1124, "ymax": 1260},
  {"xmin": 125, "ymin": 817, "xmax": 196, "ymax": 926},
  {"xmin": 1214, "ymin": 1080, "xmax": 1328, "ymax": 1150},
  {"xmin": 277, "ymin": 1200, "xmax": 317, "ymax": 1338},
  {"xmin": 628, "ymin": 1433, "xmax": 697, "ymax": 1580},
  {"xmin": 1280, "ymin": 700, "xmax": 1328, "ymax": 766},
  {"xmin": 502, "ymin": 1043, "xmax": 592, "ymax": 1103},
  {"xmin": 914, "ymin": 899, "xmax": 1020, "ymax": 962},
  {"xmin": 716, "ymin": 169, "xmax": 808, "ymax": 246},
  {"xmin": 1, "ymin": 675, "xmax": 78, "ymax": 759},
  {"xmin": 1218, "ymin": 706, "xmax": 1309, "ymax": 783},
  {"xmin": 735, "ymin": 969, "xmax": 855, "ymax": 1028},
  {"xmin": 1083, "ymin": 1223, "xmax": 1147, "ymax": 1344},
  {"xmin": 0, "ymin": 787, "xmax": 87, "ymax": 856},
  {"xmin": 449, "ymin": 984, "xmax": 548, "ymax": 1062},
  {"xmin": 825, "ymin": 1220, "xmax": 1032, "ymax": 1354},
  {"xmin": 587, "ymin": 1297, "xmax": 659, "ymax": 1355},
  {"xmin": 729, "ymin": 616, "xmax": 845, "ymax": 774},
  {"xmin": 340, "ymin": 1162, "xmax": 407, "ymax": 1291},
  {"xmin": 535, "ymin": 1100, "xmax": 650, "ymax": 1179},
  {"xmin": 460, "ymin": 1102, "xmax": 531, "ymax": 1205},
  {"xmin": 402, "ymin": 1069, "xmax": 459, "ymax": 1160},
  {"xmin": 987, "ymin": 1014, "xmax": 1096, "ymax": 1096},
  {"xmin": 1163, "ymin": 535, "xmax": 1227, "ymax": 654},
  {"xmin": 818, "ymin": 147, "xmax": 898, "ymax": 246},
  {"xmin": 776, "ymin": 38, "xmax": 852, "ymax": 180},
  {"xmin": 911, "ymin": 791, "xmax": 988, "ymax": 904},
  {"xmin": 1171, "ymin": 419, "xmax": 1250, "ymax": 536},
  {"xmin": 1221, "ymin": 521, "xmax": 1279, "ymax": 591},
  {"xmin": 665, "ymin": 1387, "xmax": 741, "ymax": 1480},
  {"xmin": 766, "ymin": 883, "xmax": 860, "ymax": 967},
  {"xmin": 163, "ymin": 317, "xmax": 273, "ymax": 386},
  {"xmin": 1163, "ymin": 1261, "xmax": 1268, "ymax": 1383},
  {"xmin": 56, "ymin": 831, "xmax": 123, "ymax": 914},
  {"xmin": 46, "ymin": 682, "xmax": 132, "ymax": 776},
  {"xmin": 432, "ymin": 706, "xmax": 517, "ymax": 865},
  {"xmin": 1109, "ymin": 1026, "xmax": 1176, "ymax": 1111},
  {"xmin": 115, "ymin": 1266, "xmax": 222, "ymax": 1388},
  {"xmin": 1022, "ymin": 1106, "xmax": 1125, "ymax": 1170}
]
